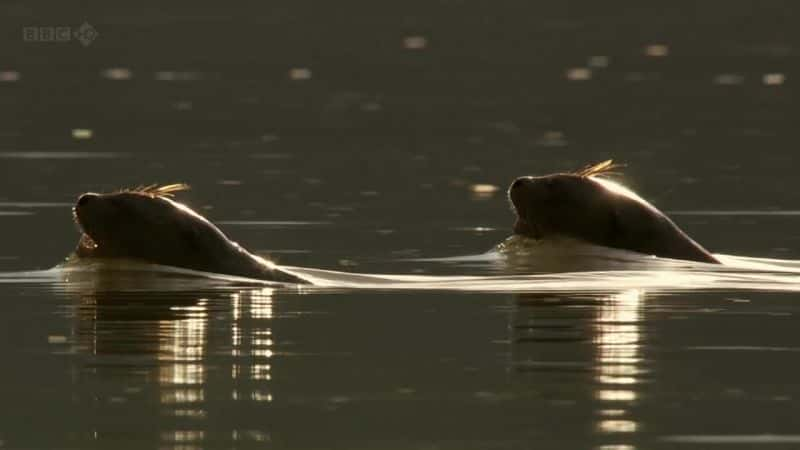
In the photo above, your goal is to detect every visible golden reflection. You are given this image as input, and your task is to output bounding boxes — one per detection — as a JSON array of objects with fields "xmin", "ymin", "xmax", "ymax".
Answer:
[
  {"xmin": 512, "ymin": 289, "xmax": 645, "ymax": 447},
  {"xmin": 597, "ymin": 419, "xmax": 638, "ymax": 433},
  {"xmin": 593, "ymin": 289, "xmax": 645, "ymax": 448},
  {"xmin": 596, "ymin": 389, "xmax": 637, "ymax": 402},
  {"xmin": 599, "ymin": 409, "xmax": 627, "ymax": 417},
  {"xmin": 251, "ymin": 288, "xmax": 274, "ymax": 319},
  {"xmin": 232, "ymin": 430, "xmax": 271, "ymax": 442},
  {"xmin": 252, "ymin": 363, "xmax": 272, "ymax": 380},
  {"xmin": 595, "ymin": 375, "xmax": 637, "ymax": 385},
  {"xmin": 251, "ymin": 390, "xmax": 273, "ymax": 402},
  {"xmin": 160, "ymin": 429, "xmax": 205, "ymax": 450},
  {"xmin": 160, "ymin": 388, "xmax": 205, "ymax": 404},
  {"xmin": 170, "ymin": 409, "xmax": 206, "ymax": 418},
  {"xmin": 161, "ymin": 430, "xmax": 205, "ymax": 442},
  {"xmin": 229, "ymin": 288, "xmax": 276, "ymax": 403},
  {"xmin": 232, "ymin": 364, "xmax": 241, "ymax": 379},
  {"xmin": 594, "ymin": 289, "xmax": 643, "ymax": 390},
  {"xmin": 158, "ymin": 302, "xmax": 208, "ymax": 385},
  {"xmin": 70, "ymin": 272, "xmax": 282, "ymax": 447},
  {"xmin": 252, "ymin": 348, "xmax": 274, "ymax": 358}
]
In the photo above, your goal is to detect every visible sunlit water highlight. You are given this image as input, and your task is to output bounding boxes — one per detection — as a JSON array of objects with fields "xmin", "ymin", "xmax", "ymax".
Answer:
[{"xmin": 4, "ymin": 238, "xmax": 800, "ymax": 293}]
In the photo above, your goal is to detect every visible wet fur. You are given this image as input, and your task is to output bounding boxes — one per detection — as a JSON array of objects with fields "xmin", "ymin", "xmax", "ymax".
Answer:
[
  {"xmin": 72, "ymin": 184, "xmax": 307, "ymax": 283},
  {"xmin": 509, "ymin": 161, "xmax": 719, "ymax": 264}
]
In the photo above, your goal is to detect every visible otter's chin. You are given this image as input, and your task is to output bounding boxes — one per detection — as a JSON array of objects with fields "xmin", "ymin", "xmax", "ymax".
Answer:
[{"xmin": 513, "ymin": 217, "xmax": 543, "ymax": 240}]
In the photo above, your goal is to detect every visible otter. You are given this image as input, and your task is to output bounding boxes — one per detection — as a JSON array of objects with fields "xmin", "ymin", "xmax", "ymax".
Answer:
[
  {"xmin": 508, "ymin": 161, "xmax": 719, "ymax": 264},
  {"xmin": 72, "ymin": 184, "xmax": 308, "ymax": 283}
]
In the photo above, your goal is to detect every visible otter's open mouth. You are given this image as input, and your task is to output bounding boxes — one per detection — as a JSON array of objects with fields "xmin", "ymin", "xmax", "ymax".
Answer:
[
  {"xmin": 513, "ymin": 217, "xmax": 543, "ymax": 240},
  {"xmin": 72, "ymin": 207, "xmax": 98, "ymax": 256},
  {"xmin": 75, "ymin": 233, "xmax": 98, "ymax": 257}
]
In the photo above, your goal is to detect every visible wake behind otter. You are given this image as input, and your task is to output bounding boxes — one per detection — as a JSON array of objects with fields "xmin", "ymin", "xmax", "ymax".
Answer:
[{"xmin": 46, "ymin": 248, "xmax": 800, "ymax": 294}]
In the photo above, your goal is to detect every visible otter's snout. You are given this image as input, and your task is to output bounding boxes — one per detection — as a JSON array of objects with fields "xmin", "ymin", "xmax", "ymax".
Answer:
[
  {"xmin": 74, "ymin": 193, "xmax": 103, "ymax": 228},
  {"xmin": 509, "ymin": 176, "xmax": 549, "ymax": 239},
  {"xmin": 508, "ymin": 177, "xmax": 533, "ymax": 210},
  {"xmin": 76, "ymin": 193, "xmax": 99, "ymax": 208}
]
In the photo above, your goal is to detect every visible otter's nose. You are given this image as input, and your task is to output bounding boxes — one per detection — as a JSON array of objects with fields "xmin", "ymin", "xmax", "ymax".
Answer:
[
  {"xmin": 508, "ymin": 177, "xmax": 533, "ymax": 210},
  {"xmin": 76, "ymin": 193, "xmax": 99, "ymax": 208},
  {"xmin": 509, "ymin": 177, "xmax": 531, "ymax": 193}
]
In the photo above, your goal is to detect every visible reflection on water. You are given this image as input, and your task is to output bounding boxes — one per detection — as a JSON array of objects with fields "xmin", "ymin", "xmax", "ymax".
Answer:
[
  {"xmin": 158, "ymin": 298, "xmax": 208, "ymax": 424},
  {"xmin": 74, "ymin": 282, "xmax": 283, "ymax": 448},
  {"xmin": 594, "ymin": 290, "xmax": 643, "ymax": 447},
  {"xmin": 2, "ymin": 3, "xmax": 800, "ymax": 445},
  {"xmin": 65, "ymin": 267, "xmax": 658, "ymax": 448},
  {"xmin": 1, "ymin": 260, "xmax": 800, "ymax": 448},
  {"xmin": 511, "ymin": 289, "xmax": 645, "ymax": 449},
  {"xmin": 230, "ymin": 288, "xmax": 276, "ymax": 405}
]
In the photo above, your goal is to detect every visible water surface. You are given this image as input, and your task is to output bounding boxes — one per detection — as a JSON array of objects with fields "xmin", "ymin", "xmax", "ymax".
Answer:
[{"xmin": 2, "ymin": 2, "xmax": 800, "ymax": 448}]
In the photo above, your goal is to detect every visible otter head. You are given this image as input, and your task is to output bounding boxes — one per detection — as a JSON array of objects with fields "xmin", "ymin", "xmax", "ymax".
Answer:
[
  {"xmin": 507, "ymin": 160, "xmax": 720, "ymax": 264},
  {"xmin": 72, "ymin": 184, "xmax": 229, "ymax": 267},
  {"xmin": 508, "ymin": 160, "xmax": 634, "ymax": 244}
]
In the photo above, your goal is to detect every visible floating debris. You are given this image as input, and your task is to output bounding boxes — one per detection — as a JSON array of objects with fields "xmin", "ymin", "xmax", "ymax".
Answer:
[
  {"xmin": 588, "ymin": 55, "xmax": 610, "ymax": 68},
  {"xmin": 763, "ymin": 73, "xmax": 786, "ymax": 86},
  {"xmin": 470, "ymin": 184, "xmax": 500, "ymax": 195},
  {"xmin": 713, "ymin": 74, "xmax": 744, "ymax": 85},
  {"xmin": 101, "ymin": 67, "xmax": 132, "ymax": 80},
  {"xmin": 566, "ymin": 67, "xmax": 592, "ymax": 81},
  {"xmin": 47, "ymin": 335, "xmax": 67, "ymax": 344},
  {"xmin": 537, "ymin": 130, "xmax": 567, "ymax": 147},
  {"xmin": 360, "ymin": 101, "xmax": 382, "ymax": 112},
  {"xmin": 71, "ymin": 129, "xmax": 93, "ymax": 139},
  {"xmin": 288, "ymin": 67, "xmax": 312, "ymax": 80},
  {"xmin": 624, "ymin": 72, "xmax": 646, "ymax": 82},
  {"xmin": 645, "ymin": 44, "xmax": 669, "ymax": 57},
  {"xmin": 403, "ymin": 35, "xmax": 428, "ymax": 50},
  {"xmin": 172, "ymin": 100, "xmax": 193, "ymax": 111},
  {"xmin": 154, "ymin": 71, "xmax": 203, "ymax": 81},
  {"xmin": 0, "ymin": 71, "xmax": 20, "ymax": 82}
]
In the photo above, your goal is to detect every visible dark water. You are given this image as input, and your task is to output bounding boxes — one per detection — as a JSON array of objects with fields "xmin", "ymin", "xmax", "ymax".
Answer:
[{"xmin": 2, "ymin": 2, "xmax": 800, "ymax": 449}]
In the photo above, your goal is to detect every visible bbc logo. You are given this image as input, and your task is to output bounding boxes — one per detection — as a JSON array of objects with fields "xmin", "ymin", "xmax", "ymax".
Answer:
[
  {"xmin": 23, "ymin": 27, "xmax": 72, "ymax": 42},
  {"xmin": 22, "ymin": 22, "xmax": 98, "ymax": 47}
]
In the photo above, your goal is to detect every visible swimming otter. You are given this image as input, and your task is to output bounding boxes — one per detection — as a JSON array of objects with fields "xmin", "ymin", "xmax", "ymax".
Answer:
[
  {"xmin": 508, "ymin": 161, "xmax": 719, "ymax": 264},
  {"xmin": 72, "ymin": 184, "xmax": 308, "ymax": 283}
]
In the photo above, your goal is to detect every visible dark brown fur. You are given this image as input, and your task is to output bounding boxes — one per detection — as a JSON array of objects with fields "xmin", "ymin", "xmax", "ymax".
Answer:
[
  {"xmin": 508, "ymin": 161, "xmax": 719, "ymax": 264},
  {"xmin": 72, "ymin": 185, "xmax": 307, "ymax": 283}
]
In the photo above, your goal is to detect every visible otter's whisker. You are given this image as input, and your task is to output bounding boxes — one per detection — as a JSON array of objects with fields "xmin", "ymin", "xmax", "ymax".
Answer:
[
  {"xmin": 573, "ymin": 159, "xmax": 626, "ymax": 178},
  {"xmin": 117, "ymin": 183, "xmax": 191, "ymax": 198}
]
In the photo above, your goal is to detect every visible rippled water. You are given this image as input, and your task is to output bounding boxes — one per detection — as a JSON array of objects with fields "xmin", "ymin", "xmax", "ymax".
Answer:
[{"xmin": 3, "ymin": 2, "xmax": 800, "ymax": 449}]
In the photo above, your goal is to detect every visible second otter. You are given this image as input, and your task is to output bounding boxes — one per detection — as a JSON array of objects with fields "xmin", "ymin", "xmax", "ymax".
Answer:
[
  {"xmin": 72, "ymin": 184, "xmax": 308, "ymax": 283},
  {"xmin": 508, "ymin": 161, "xmax": 719, "ymax": 264}
]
